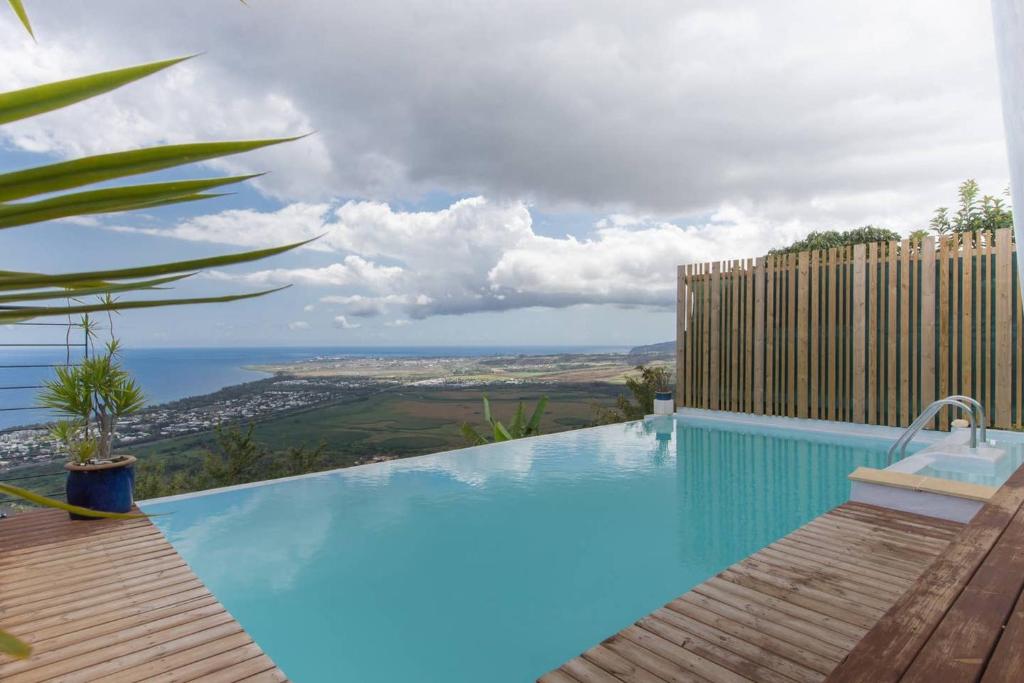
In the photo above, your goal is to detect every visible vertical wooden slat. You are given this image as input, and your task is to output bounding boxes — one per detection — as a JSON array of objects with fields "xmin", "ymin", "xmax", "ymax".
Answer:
[
  {"xmin": 788, "ymin": 253, "xmax": 797, "ymax": 417},
  {"xmin": 828, "ymin": 248, "xmax": 838, "ymax": 421},
  {"xmin": 770, "ymin": 258, "xmax": 778, "ymax": 417},
  {"xmin": 963, "ymin": 236, "xmax": 974, "ymax": 403},
  {"xmin": 852, "ymin": 244, "xmax": 866, "ymax": 423},
  {"xmin": 700, "ymin": 264, "xmax": 708, "ymax": 409},
  {"xmin": 888, "ymin": 241, "xmax": 898, "ymax": 425},
  {"xmin": 797, "ymin": 251, "xmax": 810, "ymax": 418},
  {"xmin": 765, "ymin": 256, "xmax": 775, "ymax": 415},
  {"xmin": 749, "ymin": 259, "xmax": 757, "ymax": 413},
  {"xmin": 1017, "ymin": 251, "xmax": 1023, "ymax": 427},
  {"xmin": 996, "ymin": 229, "xmax": 1012, "ymax": 427},
  {"xmin": 731, "ymin": 263, "xmax": 740, "ymax": 411},
  {"xmin": 976, "ymin": 233, "xmax": 984, "ymax": 415},
  {"xmin": 913, "ymin": 242, "xmax": 921, "ymax": 419},
  {"xmin": 867, "ymin": 242, "xmax": 878, "ymax": 424},
  {"xmin": 677, "ymin": 264, "xmax": 686, "ymax": 406},
  {"xmin": 753, "ymin": 257, "xmax": 765, "ymax": 415},
  {"xmin": 900, "ymin": 239, "xmax": 911, "ymax": 426},
  {"xmin": 920, "ymin": 237, "xmax": 936, "ymax": 425},
  {"xmin": 710, "ymin": 261, "xmax": 721, "ymax": 410},
  {"xmin": 810, "ymin": 250, "xmax": 820, "ymax": 420},
  {"xmin": 951, "ymin": 240, "xmax": 960, "ymax": 402},
  {"xmin": 688, "ymin": 265, "xmax": 696, "ymax": 408},
  {"xmin": 938, "ymin": 238, "xmax": 950, "ymax": 429},
  {"xmin": 688, "ymin": 265, "xmax": 695, "ymax": 408}
]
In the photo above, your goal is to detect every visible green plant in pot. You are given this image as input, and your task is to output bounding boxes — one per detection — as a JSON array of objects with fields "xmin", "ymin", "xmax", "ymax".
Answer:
[{"xmin": 38, "ymin": 324, "xmax": 145, "ymax": 519}]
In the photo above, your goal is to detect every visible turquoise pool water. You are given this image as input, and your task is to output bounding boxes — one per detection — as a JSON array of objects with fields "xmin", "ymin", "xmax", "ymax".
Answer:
[{"xmin": 142, "ymin": 416, "xmax": 889, "ymax": 682}]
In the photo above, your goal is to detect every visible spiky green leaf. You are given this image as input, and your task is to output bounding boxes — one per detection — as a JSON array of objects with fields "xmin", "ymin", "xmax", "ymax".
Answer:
[
  {"xmin": 6, "ymin": 0, "xmax": 32, "ymax": 39},
  {"xmin": 0, "ymin": 138, "xmax": 300, "ymax": 202},
  {"xmin": 0, "ymin": 286, "xmax": 290, "ymax": 322},
  {"xmin": 493, "ymin": 421, "xmax": 513, "ymax": 442},
  {"xmin": 482, "ymin": 394, "xmax": 492, "ymax": 424},
  {"xmin": 0, "ymin": 628, "xmax": 30, "ymax": 660},
  {"xmin": 0, "ymin": 175, "xmax": 258, "ymax": 229},
  {"xmin": 460, "ymin": 423, "xmax": 488, "ymax": 446},
  {"xmin": 526, "ymin": 396, "xmax": 549, "ymax": 435},
  {"xmin": 0, "ymin": 273, "xmax": 192, "ymax": 303},
  {"xmin": 0, "ymin": 56, "xmax": 191, "ymax": 125},
  {"xmin": 0, "ymin": 237, "xmax": 314, "ymax": 290},
  {"xmin": 0, "ymin": 482, "xmax": 147, "ymax": 519},
  {"xmin": 510, "ymin": 402, "xmax": 525, "ymax": 437}
]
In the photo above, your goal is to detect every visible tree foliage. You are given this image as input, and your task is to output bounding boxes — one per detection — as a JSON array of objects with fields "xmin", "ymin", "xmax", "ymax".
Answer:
[
  {"xmin": 134, "ymin": 424, "xmax": 328, "ymax": 499},
  {"xmin": 768, "ymin": 226, "xmax": 902, "ymax": 255},
  {"xmin": 930, "ymin": 179, "xmax": 1013, "ymax": 239},
  {"xmin": 594, "ymin": 364, "xmax": 672, "ymax": 424}
]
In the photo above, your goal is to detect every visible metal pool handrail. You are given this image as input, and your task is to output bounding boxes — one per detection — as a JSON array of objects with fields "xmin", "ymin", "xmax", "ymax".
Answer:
[
  {"xmin": 887, "ymin": 398, "xmax": 977, "ymax": 465},
  {"xmin": 945, "ymin": 395, "xmax": 987, "ymax": 443}
]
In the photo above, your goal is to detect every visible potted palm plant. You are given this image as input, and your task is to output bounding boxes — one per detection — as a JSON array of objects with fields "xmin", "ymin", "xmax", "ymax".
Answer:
[{"xmin": 38, "ymin": 329, "xmax": 145, "ymax": 519}]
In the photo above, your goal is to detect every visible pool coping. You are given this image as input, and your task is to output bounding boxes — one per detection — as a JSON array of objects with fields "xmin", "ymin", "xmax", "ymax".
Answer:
[
  {"xmin": 675, "ymin": 407, "xmax": 947, "ymax": 445},
  {"xmin": 848, "ymin": 465, "xmax": 998, "ymax": 502}
]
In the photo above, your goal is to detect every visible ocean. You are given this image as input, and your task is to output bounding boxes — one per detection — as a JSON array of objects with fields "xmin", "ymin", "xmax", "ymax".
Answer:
[{"xmin": 0, "ymin": 345, "xmax": 627, "ymax": 431}]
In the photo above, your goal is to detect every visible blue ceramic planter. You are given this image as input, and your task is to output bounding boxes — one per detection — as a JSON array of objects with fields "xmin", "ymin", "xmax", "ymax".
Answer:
[{"xmin": 65, "ymin": 456, "xmax": 136, "ymax": 520}]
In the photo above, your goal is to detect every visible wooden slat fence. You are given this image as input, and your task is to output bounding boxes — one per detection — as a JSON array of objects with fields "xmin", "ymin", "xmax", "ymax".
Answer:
[{"xmin": 676, "ymin": 228, "xmax": 1024, "ymax": 430}]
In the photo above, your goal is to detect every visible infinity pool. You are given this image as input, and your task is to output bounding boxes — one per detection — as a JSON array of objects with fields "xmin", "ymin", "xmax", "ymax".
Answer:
[{"xmin": 142, "ymin": 416, "xmax": 889, "ymax": 682}]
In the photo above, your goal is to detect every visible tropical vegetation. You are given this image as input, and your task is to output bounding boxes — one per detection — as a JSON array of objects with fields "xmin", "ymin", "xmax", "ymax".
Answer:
[
  {"xmin": 134, "ymin": 424, "xmax": 328, "ymax": 499},
  {"xmin": 38, "ymin": 322, "xmax": 145, "ymax": 464},
  {"xmin": 771, "ymin": 179, "xmax": 1013, "ymax": 257},
  {"xmin": 768, "ymin": 226, "xmax": 902, "ymax": 255},
  {"xmin": 930, "ymin": 179, "xmax": 1013, "ymax": 239},
  {"xmin": 594, "ymin": 364, "xmax": 673, "ymax": 424},
  {"xmin": 0, "ymin": 0, "xmax": 304, "ymax": 657},
  {"xmin": 460, "ymin": 394, "xmax": 550, "ymax": 445}
]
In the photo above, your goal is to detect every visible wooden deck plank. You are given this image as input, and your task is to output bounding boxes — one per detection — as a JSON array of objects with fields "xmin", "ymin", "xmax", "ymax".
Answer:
[
  {"xmin": 827, "ymin": 465, "xmax": 1024, "ymax": 682},
  {"xmin": 542, "ymin": 504, "xmax": 957, "ymax": 682},
  {"xmin": 0, "ymin": 508, "xmax": 288, "ymax": 683},
  {"xmin": 645, "ymin": 607, "xmax": 822, "ymax": 683}
]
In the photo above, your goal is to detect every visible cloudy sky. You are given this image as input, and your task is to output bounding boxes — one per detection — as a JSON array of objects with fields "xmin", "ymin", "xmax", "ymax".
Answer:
[{"xmin": 0, "ymin": 0, "xmax": 1011, "ymax": 347}]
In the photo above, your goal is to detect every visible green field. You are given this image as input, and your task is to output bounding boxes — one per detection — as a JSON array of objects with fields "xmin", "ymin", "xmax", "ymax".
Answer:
[
  {"xmin": 0, "ymin": 382, "xmax": 626, "ymax": 510},
  {"xmin": 130, "ymin": 383, "xmax": 622, "ymax": 475}
]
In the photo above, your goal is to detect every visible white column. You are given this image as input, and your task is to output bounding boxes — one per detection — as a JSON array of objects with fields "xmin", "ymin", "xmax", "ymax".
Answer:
[{"xmin": 991, "ymin": 0, "xmax": 1024, "ymax": 290}]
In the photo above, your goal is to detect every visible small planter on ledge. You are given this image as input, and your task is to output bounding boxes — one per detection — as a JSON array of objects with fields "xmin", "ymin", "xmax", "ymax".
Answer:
[
  {"xmin": 65, "ymin": 455, "xmax": 137, "ymax": 520},
  {"xmin": 653, "ymin": 391, "xmax": 674, "ymax": 415}
]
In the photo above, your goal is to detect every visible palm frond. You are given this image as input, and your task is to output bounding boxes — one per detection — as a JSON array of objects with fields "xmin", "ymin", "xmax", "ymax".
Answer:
[
  {"xmin": 0, "ymin": 138, "xmax": 300, "ymax": 202},
  {"xmin": 5, "ymin": 0, "xmax": 32, "ymax": 39},
  {"xmin": 0, "ymin": 628, "xmax": 30, "ymax": 659},
  {"xmin": 0, "ymin": 286, "xmax": 291, "ymax": 322},
  {"xmin": 0, "ymin": 56, "xmax": 192, "ymax": 125},
  {"xmin": 0, "ymin": 273, "xmax": 192, "ymax": 303},
  {"xmin": 0, "ymin": 482, "xmax": 147, "ymax": 519},
  {"xmin": 0, "ymin": 237, "xmax": 315, "ymax": 290},
  {"xmin": 0, "ymin": 175, "xmax": 259, "ymax": 229}
]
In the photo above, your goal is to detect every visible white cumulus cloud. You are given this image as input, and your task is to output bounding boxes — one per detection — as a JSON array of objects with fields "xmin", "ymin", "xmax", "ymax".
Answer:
[
  {"xmin": 333, "ymin": 315, "xmax": 361, "ymax": 329},
  {"xmin": 189, "ymin": 196, "xmax": 811, "ymax": 319}
]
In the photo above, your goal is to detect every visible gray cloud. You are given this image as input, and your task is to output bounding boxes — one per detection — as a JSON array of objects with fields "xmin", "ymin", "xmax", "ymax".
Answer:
[{"xmin": 4, "ymin": 0, "xmax": 1009, "ymax": 224}]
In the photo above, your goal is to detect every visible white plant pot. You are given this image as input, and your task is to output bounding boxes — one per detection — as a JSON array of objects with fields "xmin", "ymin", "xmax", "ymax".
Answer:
[{"xmin": 653, "ymin": 392, "xmax": 674, "ymax": 416}]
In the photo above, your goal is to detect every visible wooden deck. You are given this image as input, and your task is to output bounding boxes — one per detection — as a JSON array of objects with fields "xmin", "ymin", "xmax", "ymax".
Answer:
[
  {"xmin": 827, "ymin": 464, "xmax": 1024, "ymax": 682},
  {"xmin": 0, "ymin": 508, "xmax": 288, "ymax": 682},
  {"xmin": 540, "ymin": 502, "xmax": 963, "ymax": 683}
]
